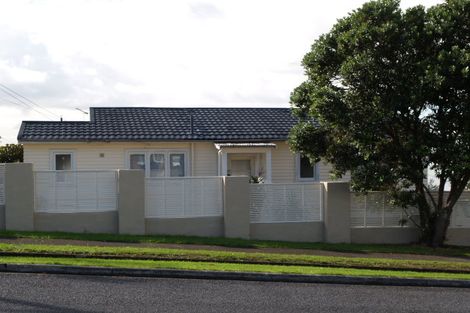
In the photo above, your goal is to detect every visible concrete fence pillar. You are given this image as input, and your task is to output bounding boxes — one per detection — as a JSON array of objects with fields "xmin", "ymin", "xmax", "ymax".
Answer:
[
  {"xmin": 5, "ymin": 163, "xmax": 35, "ymax": 231},
  {"xmin": 118, "ymin": 170, "xmax": 145, "ymax": 235},
  {"xmin": 323, "ymin": 181, "xmax": 351, "ymax": 243},
  {"xmin": 223, "ymin": 176, "xmax": 250, "ymax": 239},
  {"xmin": 0, "ymin": 205, "xmax": 4, "ymax": 231}
]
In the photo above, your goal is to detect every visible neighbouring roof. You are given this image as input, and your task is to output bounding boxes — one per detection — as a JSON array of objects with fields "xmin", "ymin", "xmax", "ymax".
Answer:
[{"xmin": 18, "ymin": 107, "xmax": 301, "ymax": 142}]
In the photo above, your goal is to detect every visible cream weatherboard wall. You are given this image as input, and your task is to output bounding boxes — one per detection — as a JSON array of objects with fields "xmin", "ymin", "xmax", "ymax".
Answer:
[
  {"xmin": 23, "ymin": 141, "xmax": 347, "ymax": 183},
  {"xmin": 271, "ymin": 141, "xmax": 296, "ymax": 182},
  {"xmin": 192, "ymin": 142, "xmax": 218, "ymax": 176},
  {"xmin": 23, "ymin": 142, "xmax": 193, "ymax": 172}
]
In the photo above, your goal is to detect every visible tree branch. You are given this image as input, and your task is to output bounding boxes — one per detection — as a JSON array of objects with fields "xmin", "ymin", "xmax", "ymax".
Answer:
[
  {"xmin": 423, "ymin": 184, "xmax": 438, "ymax": 211},
  {"xmin": 402, "ymin": 206, "xmax": 422, "ymax": 229},
  {"xmin": 437, "ymin": 176, "xmax": 446, "ymax": 211}
]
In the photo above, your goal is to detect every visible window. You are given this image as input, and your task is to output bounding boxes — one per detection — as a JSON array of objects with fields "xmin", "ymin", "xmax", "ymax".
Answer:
[
  {"xmin": 150, "ymin": 153, "xmax": 165, "ymax": 177},
  {"xmin": 55, "ymin": 154, "xmax": 72, "ymax": 170},
  {"xmin": 51, "ymin": 151, "xmax": 75, "ymax": 183},
  {"xmin": 170, "ymin": 153, "xmax": 185, "ymax": 177},
  {"xmin": 127, "ymin": 150, "xmax": 188, "ymax": 177},
  {"xmin": 130, "ymin": 154, "xmax": 146, "ymax": 171},
  {"xmin": 297, "ymin": 155, "xmax": 317, "ymax": 181},
  {"xmin": 51, "ymin": 151, "xmax": 74, "ymax": 171}
]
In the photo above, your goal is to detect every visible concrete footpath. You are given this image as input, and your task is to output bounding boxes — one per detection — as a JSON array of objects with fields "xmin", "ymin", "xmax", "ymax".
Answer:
[{"xmin": 1, "ymin": 263, "xmax": 470, "ymax": 289}]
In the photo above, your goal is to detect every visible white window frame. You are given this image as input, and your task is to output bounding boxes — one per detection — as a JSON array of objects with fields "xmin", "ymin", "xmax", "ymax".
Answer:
[
  {"xmin": 50, "ymin": 150, "xmax": 76, "ymax": 171},
  {"xmin": 295, "ymin": 154, "xmax": 319, "ymax": 182},
  {"xmin": 127, "ymin": 150, "xmax": 147, "ymax": 173},
  {"xmin": 126, "ymin": 150, "xmax": 190, "ymax": 177}
]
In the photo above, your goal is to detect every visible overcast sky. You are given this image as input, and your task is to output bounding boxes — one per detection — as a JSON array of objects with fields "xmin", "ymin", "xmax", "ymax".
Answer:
[{"xmin": 0, "ymin": 0, "xmax": 442, "ymax": 143}]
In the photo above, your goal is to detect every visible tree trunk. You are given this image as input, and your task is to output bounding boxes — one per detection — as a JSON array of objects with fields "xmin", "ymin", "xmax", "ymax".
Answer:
[{"xmin": 431, "ymin": 213, "xmax": 451, "ymax": 247}]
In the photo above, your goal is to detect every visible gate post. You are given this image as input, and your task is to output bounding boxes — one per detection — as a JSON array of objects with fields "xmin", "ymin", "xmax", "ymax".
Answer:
[
  {"xmin": 323, "ymin": 181, "xmax": 351, "ymax": 243},
  {"xmin": 5, "ymin": 163, "xmax": 35, "ymax": 231},
  {"xmin": 223, "ymin": 176, "xmax": 250, "ymax": 239},
  {"xmin": 118, "ymin": 170, "xmax": 145, "ymax": 235}
]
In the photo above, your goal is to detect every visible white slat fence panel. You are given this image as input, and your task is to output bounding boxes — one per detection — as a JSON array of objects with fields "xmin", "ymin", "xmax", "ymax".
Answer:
[
  {"xmin": 145, "ymin": 177, "xmax": 223, "ymax": 218},
  {"xmin": 350, "ymin": 193, "xmax": 366, "ymax": 227},
  {"xmin": 0, "ymin": 164, "xmax": 5, "ymax": 205},
  {"xmin": 365, "ymin": 192, "xmax": 384, "ymax": 227},
  {"xmin": 352, "ymin": 191, "xmax": 470, "ymax": 228},
  {"xmin": 351, "ymin": 192, "xmax": 417, "ymax": 228},
  {"xmin": 249, "ymin": 183, "xmax": 322, "ymax": 223},
  {"xmin": 34, "ymin": 171, "xmax": 118, "ymax": 213},
  {"xmin": 450, "ymin": 191, "xmax": 470, "ymax": 228}
]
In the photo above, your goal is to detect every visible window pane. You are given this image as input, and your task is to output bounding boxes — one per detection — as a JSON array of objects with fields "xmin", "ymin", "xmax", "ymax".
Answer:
[
  {"xmin": 170, "ymin": 154, "xmax": 185, "ymax": 177},
  {"xmin": 55, "ymin": 154, "xmax": 72, "ymax": 170},
  {"xmin": 130, "ymin": 154, "xmax": 146, "ymax": 171},
  {"xmin": 300, "ymin": 156, "xmax": 314, "ymax": 178},
  {"xmin": 150, "ymin": 154, "xmax": 165, "ymax": 177}
]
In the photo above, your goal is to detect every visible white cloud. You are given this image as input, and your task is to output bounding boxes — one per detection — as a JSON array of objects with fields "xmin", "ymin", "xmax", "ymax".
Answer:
[
  {"xmin": 0, "ymin": 0, "xmax": 443, "ymax": 143},
  {"xmin": 0, "ymin": 60, "xmax": 48, "ymax": 83},
  {"xmin": 190, "ymin": 2, "xmax": 223, "ymax": 19}
]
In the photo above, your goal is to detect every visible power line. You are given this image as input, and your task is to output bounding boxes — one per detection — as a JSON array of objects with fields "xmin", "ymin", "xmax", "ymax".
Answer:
[
  {"xmin": 0, "ymin": 83, "xmax": 61, "ymax": 119},
  {"xmin": 0, "ymin": 91, "xmax": 55, "ymax": 121},
  {"xmin": 0, "ymin": 92, "xmax": 55, "ymax": 121},
  {"xmin": 0, "ymin": 87, "xmax": 56, "ymax": 121},
  {"xmin": 0, "ymin": 83, "xmax": 60, "ymax": 119}
]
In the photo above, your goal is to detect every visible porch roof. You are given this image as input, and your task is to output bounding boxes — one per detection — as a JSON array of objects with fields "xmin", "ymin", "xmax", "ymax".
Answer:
[{"xmin": 214, "ymin": 142, "xmax": 276, "ymax": 149}]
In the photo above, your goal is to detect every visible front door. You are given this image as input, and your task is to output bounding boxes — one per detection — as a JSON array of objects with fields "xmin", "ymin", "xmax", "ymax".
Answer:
[{"xmin": 230, "ymin": 160, "xmax": 251, "ymax": 176}]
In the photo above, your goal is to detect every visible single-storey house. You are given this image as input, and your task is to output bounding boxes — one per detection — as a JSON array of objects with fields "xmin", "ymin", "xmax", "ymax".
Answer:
[{"xmin": 18, "ymin": 107, "xmax": 347, "ymax": 182}]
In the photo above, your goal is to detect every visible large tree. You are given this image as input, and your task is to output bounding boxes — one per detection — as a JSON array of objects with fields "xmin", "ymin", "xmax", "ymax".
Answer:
[{"xmin": 289, "ymin": 0, "xmax": 470, "ymax": 246}]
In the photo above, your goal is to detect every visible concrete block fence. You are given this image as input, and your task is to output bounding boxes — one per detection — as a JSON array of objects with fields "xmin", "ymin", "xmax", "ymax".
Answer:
[
  {"xmin": 1, "ymin": 163, "xmax": 469, "ymax": 245},
  {"xmin": 0, "ymin": 163, "xmax": 348, "ymax": 243}
]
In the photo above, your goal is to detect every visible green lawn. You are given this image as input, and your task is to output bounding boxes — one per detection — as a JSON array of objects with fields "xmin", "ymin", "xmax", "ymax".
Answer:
[
  {"xmin": 1, "ymin": 231, "xmax": 469, "ymax": 280},
  {"xmin": 1, "ymin": 230, "xmax": 470, "ymax": 257},
  {"xmin": 0, "ymin": 243, "xmax": 469, "ymax": 274},
  {"xmin": 2, "ymin": 256, "xmax": 470, "ymax": 281}
]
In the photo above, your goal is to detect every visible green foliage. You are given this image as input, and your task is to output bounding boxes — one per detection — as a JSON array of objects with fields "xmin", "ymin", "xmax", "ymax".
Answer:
[
  {"xmin": 249, "ymin": 176, "xmax": 264, "ymax": 184},
  {"xmin": 0, "ymin": 144, "xmax": 23, "ymax": 163},
  {"xmin": 290, "ymin": 0, "xmax": 470, "ymax": 246}
]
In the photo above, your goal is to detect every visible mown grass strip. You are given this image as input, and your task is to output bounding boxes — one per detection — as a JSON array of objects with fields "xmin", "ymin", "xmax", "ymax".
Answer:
[
  {"xmin": 0, "ymin": 243, "xmax": 470, "ymax": 274},
  {"xmin": 1, "ymin": 256, "xmax": 470, "ymax": 281},
  {"xmin": 1, "ymin": 230, "xmax": 470, "ymax": 257}
]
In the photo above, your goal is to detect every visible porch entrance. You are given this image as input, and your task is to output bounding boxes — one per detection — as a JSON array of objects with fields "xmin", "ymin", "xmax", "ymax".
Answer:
[
  {"xmin": 230, "ymin": 159, "xmax": 251, "ymax": 176},
  {"xmin": 215, "ymin": 142, "xmax": 275, "ymax": 183}
]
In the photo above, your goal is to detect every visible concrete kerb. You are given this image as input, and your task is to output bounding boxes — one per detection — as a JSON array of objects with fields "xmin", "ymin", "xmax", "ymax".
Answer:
[{"xmin": 1, "ymin": 263, "xmax": 470, "ymax": 288}]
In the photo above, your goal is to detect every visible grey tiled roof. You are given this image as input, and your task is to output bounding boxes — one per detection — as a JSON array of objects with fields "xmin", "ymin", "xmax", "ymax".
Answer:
[{"xmin": 18, "ymin": 107, "xmax": 300, "ymax": 142}]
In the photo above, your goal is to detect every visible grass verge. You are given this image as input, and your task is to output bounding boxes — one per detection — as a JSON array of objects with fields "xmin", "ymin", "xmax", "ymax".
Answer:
[
  {"xmin": 0, "ymin": 243, "xmax": 470, "ymax": 274},
  {"xmin": 1, "ymin": 230, "xmax": 470, "ymax": 258},
  {"xmin": 1, "ymin": 256, "xmax": 470, "ymax": 281}
]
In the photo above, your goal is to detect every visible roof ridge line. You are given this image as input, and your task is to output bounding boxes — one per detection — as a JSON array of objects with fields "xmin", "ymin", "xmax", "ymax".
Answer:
[
  {"xmin": 90, "ymin": 106, "xmax": 292, "ymax": 109},
  {"xmin": 19, "ymin": 121, "xmax": 90, "ymax": 123}
]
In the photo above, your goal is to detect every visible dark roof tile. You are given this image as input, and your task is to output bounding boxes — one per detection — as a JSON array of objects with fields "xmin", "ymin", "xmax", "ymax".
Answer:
[{"xmin": 18, "ymin": 107, "xmax": 301, "ymax": 142}]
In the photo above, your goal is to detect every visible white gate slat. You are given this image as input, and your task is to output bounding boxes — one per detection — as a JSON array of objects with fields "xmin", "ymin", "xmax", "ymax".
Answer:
[
  {"xmin": 249, "ymin": 183, "xmax": 322, "ymax": 223},
  {"xmin": 145, "ymin": 177, "xmax": 223, "ymax": 218},
  {"xmin": 34, "ymin": 171, "xmax": 117, "ymax": 213}
]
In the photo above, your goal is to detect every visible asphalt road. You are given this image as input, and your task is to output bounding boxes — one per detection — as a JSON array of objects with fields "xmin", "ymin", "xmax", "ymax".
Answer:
[{"xmin": 0, "ymin": 273, "xmax": 469, "ymax": 313}]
